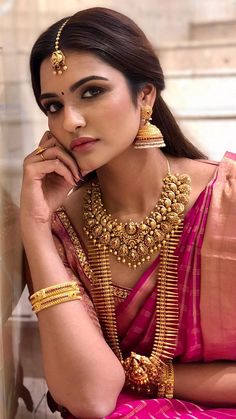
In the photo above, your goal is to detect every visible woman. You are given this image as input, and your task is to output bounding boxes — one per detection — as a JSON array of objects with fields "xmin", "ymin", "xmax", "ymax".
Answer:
[{"xmin": 20, "ymin": 7, "xmax": 236, "ymax": 418}]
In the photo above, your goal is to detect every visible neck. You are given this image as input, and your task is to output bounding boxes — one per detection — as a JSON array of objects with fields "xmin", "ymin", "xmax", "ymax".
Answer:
[{"xmin": 96, "ymin": 148, "xmax": 169, "ymax": 221}]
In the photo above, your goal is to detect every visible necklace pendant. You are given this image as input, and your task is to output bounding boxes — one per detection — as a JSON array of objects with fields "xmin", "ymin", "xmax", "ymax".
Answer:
[
  {"xmin": 125, "ymin": 222, "xmax": 137, "ymax": 235},
  {"xmin": 122, "ymin": 352, "xmax": 159, "ymax": 394}
]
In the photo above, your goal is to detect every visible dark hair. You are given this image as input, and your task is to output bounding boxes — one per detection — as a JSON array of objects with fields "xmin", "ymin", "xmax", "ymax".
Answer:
[{"xmin": 30, "ymin": 7, "xmax": 206, "ymax": 159}]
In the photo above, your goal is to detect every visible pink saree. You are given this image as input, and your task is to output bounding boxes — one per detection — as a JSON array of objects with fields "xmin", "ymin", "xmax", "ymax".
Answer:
[{"xmin": 50, "ymin": 152, "xmax": 236, "ymax": 418}]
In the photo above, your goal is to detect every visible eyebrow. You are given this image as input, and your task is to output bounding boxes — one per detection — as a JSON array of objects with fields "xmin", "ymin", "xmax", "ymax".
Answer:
[{"xmin": 39, "ymin": 75, "xmax": 109, "ymax": 101}]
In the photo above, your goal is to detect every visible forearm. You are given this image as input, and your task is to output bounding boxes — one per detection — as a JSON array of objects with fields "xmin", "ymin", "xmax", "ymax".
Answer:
[
  {"xmin": 22, "ymin": 223, "xmax": 125, "ymax": 418},
  {"xmin": 174, "ymin": 361, "xmax": 236, "ymax": 406}
]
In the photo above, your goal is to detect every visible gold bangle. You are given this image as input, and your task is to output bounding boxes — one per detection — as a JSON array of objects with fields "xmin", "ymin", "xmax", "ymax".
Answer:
[
  {"xmin": 30, "ymin": 285, "xmax": 80, "ymax": 304},
  {"xmin": 156, "ymin": 361, "xmax": 174, "ymax": 399},
  {"xmin": 165, "ymin": 362, "xmax": 174, "ymax": 399},
  {"xmin": 156, "ymin": 362, "xmax": 168, "ymax": 398},
  {"xmin": 31, "ymin": 289, "xmax": 81, "ymax": 308},
  {"xmin": 32, "ymin": 290, "xmax": 82, "ymax": 313},
  {"xmin": 29, "ymin": 281, "xmax": 79, "ymax": 302}
]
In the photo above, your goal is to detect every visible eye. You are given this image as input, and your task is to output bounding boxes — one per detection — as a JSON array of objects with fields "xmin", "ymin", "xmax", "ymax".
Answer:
[
  {"xmin": 42, "ymin": 102, "xmax": 63, "ymax": 114},
  {"xmin": 82, "ymin": 86, "xmax": 105, "ymax": 99}
]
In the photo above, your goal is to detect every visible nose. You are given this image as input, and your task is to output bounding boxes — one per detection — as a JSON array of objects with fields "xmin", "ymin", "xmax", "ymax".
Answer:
[{"xmin": 62, "ymin": 105, "xmax": 86, "ymax": 133}]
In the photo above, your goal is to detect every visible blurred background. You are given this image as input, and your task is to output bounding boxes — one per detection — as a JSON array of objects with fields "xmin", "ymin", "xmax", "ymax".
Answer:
[{"xmin": 0, "ymin": 0, "xmax": 235, "ymax": 417}]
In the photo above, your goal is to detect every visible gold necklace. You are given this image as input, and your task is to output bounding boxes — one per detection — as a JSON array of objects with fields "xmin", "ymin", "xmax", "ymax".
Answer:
[
  {"xmin": 83, "ymin": 161, "xmax": 191, "ymax": 269},
  {"xmin": 84, "ymin": 164, "xmax": 191, "ymax": 396},
  {"xmin": 88, "ymin": 222, "xmax": 183, "ymax": 396}
]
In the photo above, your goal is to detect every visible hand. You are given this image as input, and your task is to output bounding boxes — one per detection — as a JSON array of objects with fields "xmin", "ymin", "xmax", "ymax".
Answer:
[{"xmin": 20, "ymin": 131, "xmax": 81, "ymax": 226}]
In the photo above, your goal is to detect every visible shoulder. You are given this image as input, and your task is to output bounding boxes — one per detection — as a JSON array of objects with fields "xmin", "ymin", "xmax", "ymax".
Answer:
[
  {"xmin": 168, "ymin": 156, "xmax": 217, "ymax": 191},
  {"xmin": 165, "ymin": 156, "xmax": 218, "ymax": 212}
]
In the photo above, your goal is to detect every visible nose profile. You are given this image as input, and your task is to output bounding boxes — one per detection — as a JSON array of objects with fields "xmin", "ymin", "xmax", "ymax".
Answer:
[{"xmin": 63, "ymin": 105, "xmax": 86, "ymax": 133}]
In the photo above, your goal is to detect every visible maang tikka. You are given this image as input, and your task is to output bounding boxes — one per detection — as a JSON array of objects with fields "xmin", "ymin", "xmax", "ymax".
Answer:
[
  {"xmin": 51, "ymin": 18, "xmax": 70, "ymax": 75},
  {"xmin": 134, "ymin": 105, "xmax": 165, "ymax": 149}
]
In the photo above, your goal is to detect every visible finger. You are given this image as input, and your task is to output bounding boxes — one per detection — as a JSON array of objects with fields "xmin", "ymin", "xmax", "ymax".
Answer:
[
  {"xmin": 38, "ymin": 131, "xmax": 63, "ymax": 149},
  {"xmin": 38, "ymin": 130, "xmax": 53, "ymax": 146},
  {"xmin": 36, "ymin": 131, "xmax": 60, "ymax": 151},
  {"xmin": 25, "ymin": 159, "xmax": 77, "ymax": 187},
  {"xmin": 48, "ymin": 159, "xmax": 78, "ymax": 186},
  {"xmin": 38, "ymin": 146, "xmax": 81, "ymax": 180},
  {"xmin": 26, "ymin": 137, "xmax": 57, "ymax": 160},
  {"xmin": 31, "ymin": 144, "xmax": 80, "ymax": 181},
  {"xmin": 35, "ymin": 131, "xmax": 81, "ymax": 179}
]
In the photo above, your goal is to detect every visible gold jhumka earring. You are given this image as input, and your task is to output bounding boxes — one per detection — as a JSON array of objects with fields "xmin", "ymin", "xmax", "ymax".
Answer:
[
  {"xmin": 134, "ymin": 105, "xmax": 165, "ymax": 149},
  {"xmin": 51, "ymin": 18, "xmax": 70, "ymax": 75}
]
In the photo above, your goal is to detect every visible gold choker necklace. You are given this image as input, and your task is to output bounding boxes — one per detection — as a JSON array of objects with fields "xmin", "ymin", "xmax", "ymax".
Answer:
[{"xmin": 83, "ymin": 162, "xmax": 191, "ymax": 269}]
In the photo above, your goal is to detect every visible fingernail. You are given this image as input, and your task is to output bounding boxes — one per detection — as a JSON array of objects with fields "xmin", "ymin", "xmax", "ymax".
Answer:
[
  {"xmin": 73, "ymin": 176, "xmax": 80, "ymax": 184},
  {"xmin": 77, "ymin": 168, "xmax": 84, "ymax": 180}
]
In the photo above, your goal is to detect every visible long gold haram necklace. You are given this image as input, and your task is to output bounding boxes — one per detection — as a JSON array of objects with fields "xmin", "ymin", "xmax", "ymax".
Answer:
[{"xmin": 84, "ymin": 162, "xmax": 191, "ymax": 395}]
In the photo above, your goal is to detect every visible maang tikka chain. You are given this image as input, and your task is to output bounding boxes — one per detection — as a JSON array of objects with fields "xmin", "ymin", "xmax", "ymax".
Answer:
[{"xmin": 51, "ymin": 18, "xmax": 70, "ymax": 75}]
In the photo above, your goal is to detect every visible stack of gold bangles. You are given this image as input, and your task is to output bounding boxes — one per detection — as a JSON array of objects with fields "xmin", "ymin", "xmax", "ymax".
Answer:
[
  {"xmin": 156, "ymin": 361, "xmax": 175, "ymax": 398},
  {"xmin": 29, "ymin": 281, "xmax": 82, "ymax": 314}
]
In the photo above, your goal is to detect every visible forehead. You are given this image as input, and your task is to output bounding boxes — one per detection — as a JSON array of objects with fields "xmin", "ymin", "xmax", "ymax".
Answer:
[{"xmin": 40, "ymin": 51, "xmax": 124, "ymax": 92}]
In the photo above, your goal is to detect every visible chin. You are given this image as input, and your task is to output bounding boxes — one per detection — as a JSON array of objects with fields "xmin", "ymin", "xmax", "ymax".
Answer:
[
  {"xmin": 78, "ymin": 156, "xmax": 110, "ymax": 176},
  {"xmin": 79, "ymin": 162, "xmax": 100, "ymax": 177}
]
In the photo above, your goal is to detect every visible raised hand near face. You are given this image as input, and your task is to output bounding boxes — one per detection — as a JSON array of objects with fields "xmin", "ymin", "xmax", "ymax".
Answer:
[{"xmin": 20, "ymin": 131, "xmax": 81, "ymax": 226}]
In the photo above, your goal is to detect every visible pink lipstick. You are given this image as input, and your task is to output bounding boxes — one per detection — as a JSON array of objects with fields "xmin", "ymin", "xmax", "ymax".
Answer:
[{"xmin": 70, "ymin": 137, "xmax": 98, "ymax": 151}]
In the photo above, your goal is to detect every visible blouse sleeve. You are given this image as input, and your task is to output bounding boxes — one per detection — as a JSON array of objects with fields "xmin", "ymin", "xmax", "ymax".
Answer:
[
  {"xmin": 23, "ymin": 211, "xmax": 103, "ymax": 336},
  {"xmin": 51, "ymin": 231, "xmax": 103, "ymax": 335}
]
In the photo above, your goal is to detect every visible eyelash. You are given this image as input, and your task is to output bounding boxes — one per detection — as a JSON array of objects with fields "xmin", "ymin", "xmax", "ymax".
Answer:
[
  {"xmin": 82, "ymin": 86, "xmax": 105, "ymax": 98},
  {"xmin": 43, "ymin": 102, "xmax": 62, "ymax": 114},
  {"xmin": 42, "ymin": 86, "xmax": 105, "ymax": 114}
]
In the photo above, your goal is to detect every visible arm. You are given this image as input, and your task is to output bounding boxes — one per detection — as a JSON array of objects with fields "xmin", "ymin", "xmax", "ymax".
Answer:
[
  {"xmin": 20, "ymin": 133, "xmax": 125, "ymax": 418},
  {"xmin": 22, "ymin": 222, "xmax": 125, "ymax": 419},
  {"xmin": 174, "ymin": 362, "xmax": 236, "ymax": 406}
]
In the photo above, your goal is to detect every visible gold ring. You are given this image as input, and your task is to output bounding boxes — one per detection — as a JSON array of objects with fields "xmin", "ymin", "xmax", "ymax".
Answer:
[
  {"xmin": 35, "ymin": 146, "xmax": 48, "ymax": 155},
  {"xmin": 40, "ymin": 153, "xmax": 45, "ymax": 161}
]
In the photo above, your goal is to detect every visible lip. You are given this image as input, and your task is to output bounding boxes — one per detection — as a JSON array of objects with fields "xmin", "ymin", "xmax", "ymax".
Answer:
[{"xmin": 70, "ymin": 137, "xmax": 98, "ymax": 150}]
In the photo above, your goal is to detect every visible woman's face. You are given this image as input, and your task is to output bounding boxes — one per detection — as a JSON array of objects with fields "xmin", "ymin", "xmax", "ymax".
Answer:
[{"xmin": 39, "ymin": 51, "xmax": 142, "ymax": 174}]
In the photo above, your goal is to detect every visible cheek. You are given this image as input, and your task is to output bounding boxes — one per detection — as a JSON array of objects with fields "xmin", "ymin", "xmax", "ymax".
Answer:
[
  {"xmin": 48, "ymin": 118, "xmax": 62, "ymax": 139},
  {"xmin": 101, "ymin": 96, "xmax": 139, "ymax": 133},
  {"xmin": 47, "ymin": 118, "xmax": 54, "ymax": 132},
  {"xmin": 114, "ymin": 103, "xmax": 140, "ymax": 138}
]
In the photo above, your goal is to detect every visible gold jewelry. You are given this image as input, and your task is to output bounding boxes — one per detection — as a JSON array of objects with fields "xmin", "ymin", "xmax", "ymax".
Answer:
[
  {"xmin": 84, "ymin": 166, "xmax": 191, "ymax": 396},
  {"xmin": 134, "ymin": 105, "xmax": 165, "ymax": 149},
  {"xmin": 35, "ymin": 145, "xmax": 48, "ymax": 155},
  {"xmin": 51, "ymin": 18, "xmax": 70, "ymax": 75},
  {"xmin": 83, "ymin": 161, "xmax": 191, "ymax": 269},
  {"xmin": 29, "ymin": 281, "xmax": 79, "ymax": 302},
  {"xmin": 29, "ymin": 281, "xmax": 82, "ymax": 313},
  {"xmin": 164, "ymin": 361, "xmax": 175, "ymax": 399},
  {"xmin": 55, "ymin": 207, "xmax": 178, "ymax": 397},
  {"xmin": 31, "ymin": 290, "xmax": 82, "ymax": 314},
  {"xmin": 122, "ymin": 353, "xmax": 173, "ymax": 397},
  {"xmin": 87, "ymin": 217, "xmax": 183, "ymax": 396}
]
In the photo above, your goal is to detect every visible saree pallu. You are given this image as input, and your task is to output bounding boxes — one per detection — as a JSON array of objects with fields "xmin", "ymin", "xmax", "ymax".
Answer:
[{"xmin": 50, "ymin": 152, "xmax": 236, "ymax": 418}]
